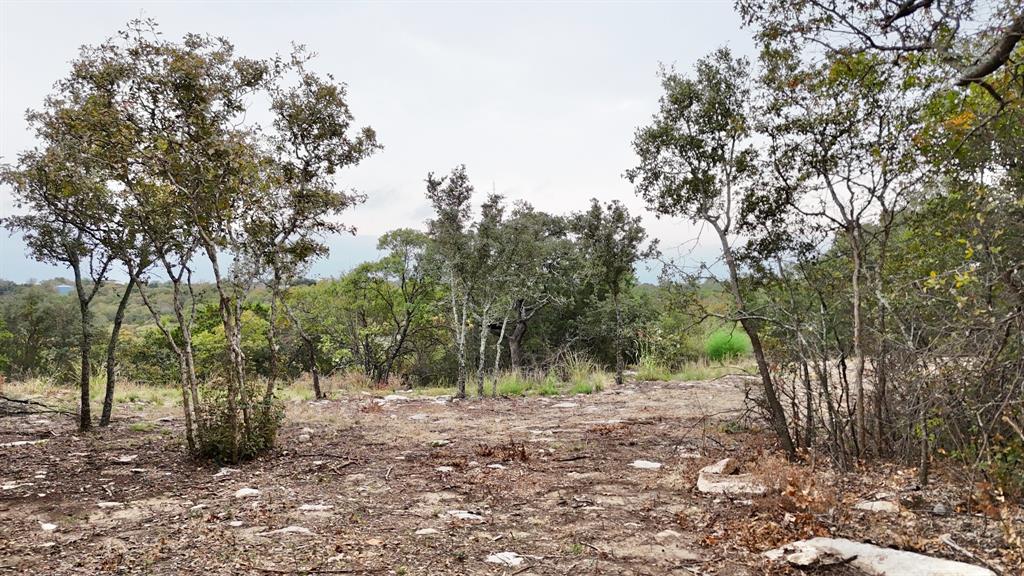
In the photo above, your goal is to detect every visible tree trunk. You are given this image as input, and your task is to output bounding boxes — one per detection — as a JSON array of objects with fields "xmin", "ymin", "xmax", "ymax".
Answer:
[
  {"xmin": 849, "ymin": 227, "xmax": 867, "ymax": 456},
  {"xmin": 100, "ymin": 277, "xmax": 135, "ymax": 426},
  {"xmin": 476, "ymin": 304, "xmax": 490, "ymax": 397},
  {"xmin": 71, "ymin": 260, "xmax": 92, "ymax": 432},
  {"xmin": 309, "ymin": 342, "xmax": 323, "ymax": 400},
  {"xmin": 508, "ymin": 299, "xmax": 528, "ymax": 371},
  {"xmin": 493, "ymin": 311, "xmax": 509, "ymax": 382},
  {"xmin": 713, "ymin": 222, "xmax": 795, "ymax": 457},
  {"xmin": 612, "ymin": 291, "xmax": 624, "ymax": 386}
]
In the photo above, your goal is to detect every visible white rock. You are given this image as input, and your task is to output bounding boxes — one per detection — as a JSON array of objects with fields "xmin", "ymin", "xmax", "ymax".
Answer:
[
  {"xmin": 228, "ymin": 520, "xmax": 243, "ymax": 527},
  {"xmin": 655, "ymin": 529, "xmax": 682, "ymax": 543},
  {"xmin": 445, "ymin": 510, "xmax": 485, "ymax": 523},
  {"xmin": 213, "ymin": 467, "xmax": 238, "ymax": 477},
  {"xmin": 409, "ymin": 413, "xmax": 429, "ymax": 421},
  {"xmin": 234, "ymin": 488, "xmax": 261, "ymax": 499},
  {"xmin": 0, "ymin": 439, "xmax": 47, "ymax": 448},
  {"xmin": 696, "ymin": 458, "xmax": 767, "ymax": 496},
  {"xmin": 261, "ymin": 525, "xmax": 313, "ymax": 537},
  {"xmin": 40, "ymin": 522, "xmax": 58, "ymax": 532},
  {"xmin": 298, "ymin": 504, "xmax": 333, "ymax": 512},
  {"xmin": 485, "ymin": 552, "xmax": 524, "ymax": 567},
  {"xmin": 415, "ymin": 528, "xmax": 441, "ymax": 536},
  {"xmin": 97, "ymin": 501, "xmax": 124, "ymax": 509},
  {"xmin": 436, "ymin": 466, "xmax": 455, "ymax": 473},
  {"xmin": 297, "ymin": 434, "xmax": 311, "ymax": 443},
  {"xmin": 486, "ymin": 463, "xmax": 505, "ymax": 470},
  {"xmin": 630, "ymin": 460, "xmax": 663, "ymax": 470},
  {"xmin": 381, "ymin": 394, "xmax": 409, "ymax": 402},
  {"xmin": 190, "ymin": 504, "xmax": 208, "ymax": 513},
  {"xmin": 112, "ymin": 454, "xmax": 138, "ymax": 464},
  {"xmin": 430, "ymin": 439, "xmax": 451, "ymax": 447},
  {"xmin": 764, "ymin": 537, "xmax": 995, "ymax": 575},
  {"xmin": 551, "ymin": 402, "xmax": 578, "ymax": 409},
  {"xmin": 300, "ymin": 427, "xmax": 314, "ymax": 434},
  {"xmin": 854, "ymin": 500, "xmax": 899, "ymax": 513},
  {"xmin": 129, "ymin": 468, "xmax": 146, "ymax": 474}
]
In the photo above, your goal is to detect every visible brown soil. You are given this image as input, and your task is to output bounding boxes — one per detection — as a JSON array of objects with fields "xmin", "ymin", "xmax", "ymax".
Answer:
[{"xmin": 0, "ymin": 377, "xmax": 1011, "ymax": 575}]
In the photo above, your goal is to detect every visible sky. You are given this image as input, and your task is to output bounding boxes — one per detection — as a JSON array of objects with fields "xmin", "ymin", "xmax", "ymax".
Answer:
[{"xmin": 0, "ymin": 0, "xmax": 753, "ymax": 283}]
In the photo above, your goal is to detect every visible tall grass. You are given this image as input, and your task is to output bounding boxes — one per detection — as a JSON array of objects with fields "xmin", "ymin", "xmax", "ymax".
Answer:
[{"xmin": 705, "ymin": 327, "xmax": 752, "ymax": 362}]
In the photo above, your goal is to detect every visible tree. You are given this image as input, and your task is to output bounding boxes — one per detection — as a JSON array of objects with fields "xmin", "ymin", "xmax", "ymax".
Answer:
[
  {"xmin": 627, "ymin": 48, "xmax": 795, "ymax": 456},
  {"xmin": 425, "ymin": 166, "xmax": 477, "ymax": 398},
  {"xmin": 570, "ymin": 199, "xmax": 657, "ymax": 387},
  {"xmin": 758, "ymin": 50, "xmax": 924, "ymax": 456},
  {"xmin": 3, "ymin": 150, "xmax": 114, "ymax": 431}
]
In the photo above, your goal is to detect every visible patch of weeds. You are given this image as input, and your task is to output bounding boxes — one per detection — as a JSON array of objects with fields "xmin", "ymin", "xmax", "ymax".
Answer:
[
  {"xmin": 570, "ymin": 381, "xmax": 600, "ymax": 395},
  {"xmin": 129, "ymin": 421, "xmax": 156, "ymax": 432},
  {"xmin": 567, "ymin": 542, "xmax": 585, "ymax": 555},
  {"xmin": 719, "ymin": 419, "xmax": 749, "ymax": 434},
  {"xmin": 532, "ymin": 380, "xmax": 560, "ymax": 396},
  {"xmin": 496, "ymin": 375, "xmax": 530, "ymax": 397},
  {"xmin": 475, "ymin": 438, "xmax": 530, "ymax": 462},
  {"xmin": 636, "ymin": 356, "xmax": 671, "ymax": 381}
]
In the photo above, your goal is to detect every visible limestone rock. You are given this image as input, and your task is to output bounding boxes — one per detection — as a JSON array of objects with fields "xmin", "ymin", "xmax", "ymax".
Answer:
[
  {"xmin": 696, "ymin": 458, "xmax": 766, "ymax": 496},
  {"xmin": 764, "ymin": 537, "xmax": 995, "ymax": 575}
]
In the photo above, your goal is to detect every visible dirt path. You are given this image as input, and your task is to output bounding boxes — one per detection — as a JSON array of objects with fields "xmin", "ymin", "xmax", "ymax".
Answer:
[{"xmin": 0, "ymin": 377, "xmax": 1004, "ymax": 575}]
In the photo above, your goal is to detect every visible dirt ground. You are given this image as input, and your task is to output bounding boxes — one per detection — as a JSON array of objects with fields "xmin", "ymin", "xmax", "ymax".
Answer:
[{"xmin": 0, "ymin": 376, "xmax": 1015, "ymax": 575}]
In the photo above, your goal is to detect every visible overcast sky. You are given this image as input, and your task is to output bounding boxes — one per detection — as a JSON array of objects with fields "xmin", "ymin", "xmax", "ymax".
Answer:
[{"xmin": 0, "ymin": 0, "xmax": 752, "ymax": 283}]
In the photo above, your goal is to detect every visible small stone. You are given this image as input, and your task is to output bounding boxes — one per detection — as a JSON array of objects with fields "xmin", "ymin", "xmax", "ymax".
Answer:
[
  {"xmin": 485, "ymin": 552, "xmax": 524, "ymax": 567},
  {"xmin": 97, "ymin": 501, "xmax": 124, "ymax": 509},
  {"xmin": 234, "ymin": 488, "xmax": 261, "ymax": 499},
  {"xmin": 39, "ymin": 522, "xmax": 57, "ymax": 532},
  {"xmin": 298, "ymin": 504, "xmax": 333, "ymax": 512},
  {"xmin": 0, "ymin": 439, "xmax": 47, "ymax": 448},
  {"xmin": 300, "ymin": 427, "xmax": 314, "ymax": 434},
  {"xmin": 129, "ymin": 468, "xmax": 146, "ymax": 474},
  {"xmin": 436, "ymin": 466, "xmax": 455, "ymax": 473},
  {"xmin": 630, "ymin": 460, "xmax": 662, "ymax": 470},
  {"xmin": 551, "ymin": 402, "xmax": 578, "ymax": 409},
  {"xmin": 381, "ymin": 394, "xmax": 409, "ymax": 402},
  {"xmin": 430, "ymin": 439, "xmax": 451, "ymax": 447},
  {"xmin": 655, "ymin": 529, "xmax": 682, "ymax": 543},
  {"xmin": 228, "ymin": 520, "xmax": 243, "ymax": 527},
  {"xmin": 112, "ymin": 454, "xmax": 138, "ymax": 464},
  {"xmin": 486, "ymin": 463, "xmax": 505, "ymax": 470},
  {"xmin": 409, "ymin": 413, "xmax": 429, "ymax": 421},
  {"xmin": 933, "ymin": 503, "xmax": 950, "ymax": 516},
  {"xmin": 854, "ymin": 500, "xmax": 899, "ymax": 513},
  {"xmin": 365, "ymin": 538, "xmax": 383, "ymax": 546},
  {"xmin": 445, "ymin": 510, "xmax": 485, "ymax": 523},
  {"xmin": 213, "ymin": 467, "xmax": 238, "ymax": 477},
  {"xmin": 262, "ymin": 525, "xmax": 313, "ymax": 537},
  {"xmin": 189, "ymin": 504, "xmax": 208, "ymax": 515},
  {"xmin": 297, "ymin": 434, "xmax": 311, "ymax": 443},
  {"xmin": 415, "ymin": 528, "xmax": 440, "ymax": 536}
]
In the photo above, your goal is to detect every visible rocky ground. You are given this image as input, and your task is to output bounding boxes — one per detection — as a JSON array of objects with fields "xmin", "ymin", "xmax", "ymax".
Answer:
[{"xmin": 0, "ymin": 376, "xmax": 1017, "ymax": 575}]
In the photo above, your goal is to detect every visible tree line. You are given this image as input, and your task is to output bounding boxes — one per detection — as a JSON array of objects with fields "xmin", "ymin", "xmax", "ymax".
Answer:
[{"xmin": 3, "ymin": 0, "xmax": 1022, "ymax": 502}]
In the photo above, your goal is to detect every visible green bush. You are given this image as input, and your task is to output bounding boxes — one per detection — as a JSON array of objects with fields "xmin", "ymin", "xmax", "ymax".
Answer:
[
  {"xmin": 196, "ymin": 381, "xmax": 283, "ymax": 463},
  {"xmin": 705, "ymin": 327, "xmax": 752, "ymax": 362}
]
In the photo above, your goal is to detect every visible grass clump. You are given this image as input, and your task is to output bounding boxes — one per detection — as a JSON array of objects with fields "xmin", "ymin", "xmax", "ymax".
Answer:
[
  {"xmin": 636, "ymin": 355, "xmax": 671, "ymax": 381},
  {"xmin": 705, "ymin": 327, "xmax": 752, "ymax": 362}
]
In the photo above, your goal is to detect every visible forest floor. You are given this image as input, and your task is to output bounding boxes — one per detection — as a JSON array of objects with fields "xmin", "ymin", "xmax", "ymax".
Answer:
[{"xmin": 0, "ymin": 375, "xmax": 1017, "ymax": 575}]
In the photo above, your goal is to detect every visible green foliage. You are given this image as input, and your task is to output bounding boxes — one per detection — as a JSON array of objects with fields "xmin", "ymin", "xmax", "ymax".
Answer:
[
  {"xmin": 196, "ymin": 383, "xmax": 285, "ymax": 463},
  {"xmin": 704, "ymin": 327, "xmax": 751, "ymax": 362}
]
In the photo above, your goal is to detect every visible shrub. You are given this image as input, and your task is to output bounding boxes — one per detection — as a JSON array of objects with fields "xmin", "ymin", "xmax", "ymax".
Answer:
[
  {"xmin": 705, "ymin": 327, "xmax": 752, "ymax": 362},
  {"xmin": 196, "ymin": 381, "xmax": 284, "ymax": 463}
]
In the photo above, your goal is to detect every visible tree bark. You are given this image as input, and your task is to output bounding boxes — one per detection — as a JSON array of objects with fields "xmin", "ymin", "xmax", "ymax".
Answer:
[
  {"xmin": 100, "ymin": 277, "xmax": 135, "ymax": 426},
  {"xmin": 713, "ymin": 222, "xmax": 796, "ymax": 457},
  {"xmin": 612, "ymin": 291, "xmax": 624, "ymax": 386}
]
